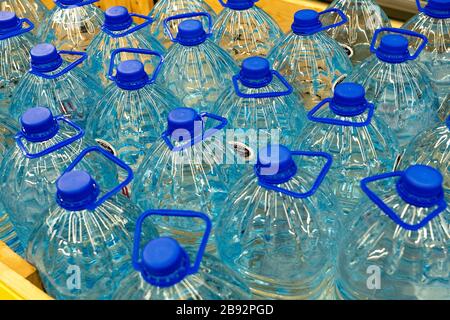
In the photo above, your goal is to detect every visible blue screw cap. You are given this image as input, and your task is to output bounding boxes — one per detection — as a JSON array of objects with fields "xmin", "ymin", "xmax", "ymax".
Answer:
[
  {"xmin": 396, "ymin": 165, "xmax": 444, "ymax": 207},
  {"xmin": 239, "ymin": 57, "xmax": 273, "ymax": 88},
  {"xmin": 30, "ymin": 43, "xmax": 63, "ymax": 72},
  {"xmin": 176, "ymin": 19, "xmax": 207, "ymax": 46},
  {"xmin": 56, "ymin": 170, "xmax": 100, "ymax": 211},
  {"xmin": 115, "ymin": 60, "xmax": 148, "ymax": 90},
  {"xmin": 20, "ymin": 107, "xmax": 59, "ymax": 142},
  {"xmin": 330, "ymin": 83, "xmax": 368, "ymax": 116},
  {"xmin": 167, "ymin": 107, "xmax": 201, "ymax": 137},
  {"xmin": 423, "ymin": 0, "xmax": 450, "ymax": 19},
  {"xmin": 225, "ymin": 0, "xmax": 256, "ymax": 10},
  {"xmin": 104, "ymin": 6, "xmax": 133, "ymax": 31},
  {"xmin": 255, "ymin": 144, "xmax": 298, "ymax": 184},
  {"xmin": 0, "ymin": 11, "xmax": 20, "ymax": 33},
  {"xmin": 291, "ymin": 9, "xmax": 322, "ymax": 35},
  {"xmin": 376, "ymin": 34, "xmax": 410, "ymax": 63}
]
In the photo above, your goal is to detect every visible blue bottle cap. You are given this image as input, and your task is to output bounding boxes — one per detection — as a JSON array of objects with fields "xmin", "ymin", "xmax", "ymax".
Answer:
[
  {"xmin": 255, "ymin": 144, "xmax": 298, "ymax": 184},
  {"xmin": 176, "ymin": 19, "xmax": 207, "ymax": 46},
  {"xmin": 423, "ymin": 0, "xmax": 450, "ymax": 19},
  {"xmin": 115, "ymin": 60, "xmax": 149, "ymax": 90},
  {"xmin": 30, "ymin": 43, "xmax": 63, "ymax": 72},
  {"xmin": 446, "ymin": 115, "xmax": 450, "ymax": 130},
  {"xmin": 396, "ymin": 165, "xmax": 444, "ymax": 207},
  {"xmin": 239, "ymin": 57, "xmax": 273, "ymax": 88},
  {"xmin": 330, "ymin": 83, "xmax": 368, "ymax": 116},
  {"xmin": 20, "ymin": 107, "xmax": 59, "ymax": 142},
  {"xmin": 58, "ymin": 0, "xmax": 84, "ymax": 5},
  {"xmin": 167, "ymin": 107, "xmax": 201, "ymax": 137},
  {"xmin": 56, "ymin": 170, "xmax": 100, "ymax": 211},
  {"xmin": 225, "ymin": 0, "xmax": 255, "ymax": 10},
  {"xmin": 376, "ymin": 34, "xmax": 410, "ymax": 63},
  {"xmin": 0, "ymin": 11, "xmax": 20, "ymax": 34},
  {"xmin": 291, "ymin": 9, "xmax": 322, "ymax": 35},
  {"xmin": 104, "ymin": 6, "xmax": 133, "ymax": 31}
]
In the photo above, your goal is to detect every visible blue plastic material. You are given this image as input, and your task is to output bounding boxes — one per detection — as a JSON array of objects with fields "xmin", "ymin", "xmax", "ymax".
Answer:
[
  {"xmin": 360, "ymin": 165, "xmax": 447, "ymax": 231},
  {"xmin": 255, "ymin": 144, "xmax": 333, "ymax": 198},
  {"xmin": 132, "ymin": 210, "xmax": 211, "ymax": 287},
  {"xmin": 54, "ymin": 0, "xmax": 99, "ymax": 9},
  {"xmin": 103, "ymin": 6, "xmax": 153, "ymax": 37},
  {"xmin": 291, "ymin": 8, "xmax": 348, "ymax": 35},
  {"xmin": 0, "ymin": 11, "xmax": 34, "ymax": 40},
  {"xmin": 0, "ymin": 1, "xmax": 47, "ymax": 33},
  {"xmin": 370, "ymin": 28, "xmax": 428, "ymax": 63},
  {"xmin": 164, "ymin": 12, "xmax": 212, "ymax": 46},
  {"xmin": 162, "ymin": 108, "xmax": 228, "ymax": 152},
  {"xmin": 416, "ymin": 0, "xmax": 450, "ymax": 19},
  {"xmin": 219, "ymin": 0, "xmax": 257, "ymax": 10},
  {"xmin": 56, "ymin": 170, "xmax": 100, "ymax": 211},
  {"xmin": 308, "ymin": 83, "xmax": 375, "ymax": 127}
]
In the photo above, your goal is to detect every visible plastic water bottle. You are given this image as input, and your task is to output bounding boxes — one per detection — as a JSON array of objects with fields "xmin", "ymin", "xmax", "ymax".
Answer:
[
  {"xmin": 216, "ymin": 144, "xmax": 339, "ymax": 299},
  {"xmin": 132, "ymin": 107, "xmax": 229, "ymax": 249},
  {"xmin": 86, "ymin": 6, "xmax": 165, "ymax": 89},
  {"xmin": 337, "ymin": 165, "xmax": 449, "ymax": 299},
  {"xmin": 212, "ymin": 0, "xmax": 283, "ymax": 64},
  {"xmin": 400, "ymin": 116, "xmax": 449, "ymax": 196},
  {"xmin": 113, "ymin": 210, "xmax": 251, "ymax": 300},
  {"xmin": 87, "ymin": 48, "xmax": 180, "ymax": 173},
  {"xmin": 0, "ymin": 113, "xmax": 22, "ymax": 254},
  {"xmin": 10, "ymin": 43, "xmax": 102, "ymax": 127},
  {"xmin": 298, "ymin": 83, "xmax": 398, "ymax": 217},
  {"xmin": 402, "ymin": 0, "xmax": 450, "ymax": 113},
  {"xmin": 321, "ymin": 0, "xmax": 391, "ymax": 65},
  {"xmin": 0, "ymin": 11, "xmax": 35, "ymax": 111},
  {"xmin": 148, "ymin": 0, "xmax": 216, "ymax": 49},
  {"xmin": 347, "ymin": 28, "xmax": 440, "ymax": 149},
  {"xmin": 0, "ymin": 107, "xmax": 116, "ymax": 247},
  {"xmin": 27, "ymin": 146, "xmax": 158, "ymax": 300},
  {"xmin": 37, "ymin": 0, "xmax": 103, "ymax": 54},
  {"xmin": 268, "ymin": 9, "xmax": 353, "ymax": 110},
  {"xmin": 213, "ymin": 56, "xmax": 306, "ymax": 163},
  {"xmin": 0, "ymin": 0, "xmax": 47, "ymax": 33},
  {"xmin": 159, "ymin": 12, "xmax": 238, "ymax": 112}
]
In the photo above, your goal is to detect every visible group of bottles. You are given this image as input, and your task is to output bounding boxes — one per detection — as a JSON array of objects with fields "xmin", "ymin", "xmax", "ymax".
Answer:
[{"xmin": 0, "ymin": 0, "xmax": 448, "ymax": 300}]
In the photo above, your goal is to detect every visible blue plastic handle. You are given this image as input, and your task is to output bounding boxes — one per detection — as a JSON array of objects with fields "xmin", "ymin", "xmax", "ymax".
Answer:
[
  {"xmin": 162, "ymin": 112, "xmax": 228, "ymax": 152},
  {"xmin": 316, "ymin": 8, "xmax": 348, "ymax": 33},
  {"xmin": 30, "ymin": 50, "xmax": 87, "ymax": 79},
  {"xmin": 218, "ymin": 0, "xmax": 259, "ymax": 8},
  {"xmin": 257, "ymin": 151, "xmax": 333, "ymax": 198},
  {"xmin": 360, "ymin": 171, "xmax": 447, "ymax": 231},
  {"xmin": 15, "ymin": 115, "xmax": 84, "ymax": 159},
  {"xmin": 132, "ymin": 209, "xmax": 212, "ymax": 276},
  {"xmin": 307, "ymin": 98, "xmax": 375, "ymax": 127},
  {"xmin": 108, "ymin": 48, "xmax": 164, "ymax": 84},
  {"xmin": 163, "ymin": 12, "xmax": 213, "ymax": 43},
  {"xmin": 54, "ymin": 0, "xmax": 99, "ymax": 9},
  {"xmin": 232, "ymin": 70, "xmax": 293, "ymax": 99},
  {"xmin": 0, "ymin": 18, "xmax": 34, "ymax": 41},
  {"xmin": 102, "ymin": 13, "xmax": 153, "ymax": 38},
  {"xmin": 370, "ymin": 28, "xmax": 428, "ymax": 61},
  {"xmin": 62, "ymin": 146, "xmax": 134, "ymax": 210}
]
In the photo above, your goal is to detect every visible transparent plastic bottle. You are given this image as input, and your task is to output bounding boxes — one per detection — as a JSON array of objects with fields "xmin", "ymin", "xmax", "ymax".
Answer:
[
  {"xmin": 212, "ymin": 0, "xmax": 283, "ymax": 64},
  {"xmin": 216, "ymin": 144, "xmax": 340, "ymax": 299},
  {"xmin": 337, "ymin": 165, "xmax": 449, "ymax": 299},
  {"xmin": 0, "ymin": 11, "xmax": 35, "ymax": 112},
  {"xmin": 113, "ymin": 210, "xmax": 251, "ymax": 300},
  {"xmin": 27, "ymin": 146, "xmax": 158, "ymax": 300},
  {"xmin": 148, "ymin": 0, "xmax": 216, "ymax": 49},
  {"xmin": 297, "ymin": 83, "xmax": 398, "ymax": 217},
  {"xmin": 37, "ymin": 0, "xmax": 103, "ymax": 54},
  {"xmin": 132, "ymin": 107, "xmax": 229, "ymax": 249},
  {"xmin": 159, "ymin": 12, "xmax": 238, "ymax": 112},
  {"xmin": 322, "ymin": 0, "xmax": 391, "ymax": 65},
  {"xmin": 87, "ymin": 48, "xmax": 179, "ymax": 174},
  {"xmin": 346, "ymin": 28, "xmax": 440, "ymax": 149},
  {"xmin": 86, "ymin": 6, "xmax": 165, "ymax": 89},
  {"xmin": 10, "ymin": 43, "xmax": 102, "ymax": 127},
  {"xmin": 268, "ymin": 9, "xmax": 353, "ymax": 110},
  {"xmin": 213, "ymin": 56, "xmax": 306, "ymax": 169},
  {"xmin": 0, "ymin": 0, "xmax": 47, "ymax": 33},
  {"xmin": 402, "ymin": 0, "xmax": 450, "ymax": 116},
  {"xmin": 0, "ymin": 107, "xmax": 116, "ymax": 247}
]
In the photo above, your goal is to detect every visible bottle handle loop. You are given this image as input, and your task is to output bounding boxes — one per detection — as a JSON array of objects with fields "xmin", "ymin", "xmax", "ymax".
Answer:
[
  {"xmin": 232, "ymin": 70, "xmax": 293, "ymax": 98},
  {"xmin": 30, "ymin": 50, "xmax": 87, "ymax": 79},
  {"xmin": 54, "ymin": 0, "xmax": 99, "ymax": 9},
  {"xmin": 0, "ymin": 18, "xmax": 34, "ymax": 41},
  {"xmin": 102, "ymin": 13, "xmax": 154, "ymax": 38},
  {"xmin": 317, "ymin": 8, "xmax": 348, "ymax": 33}
]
